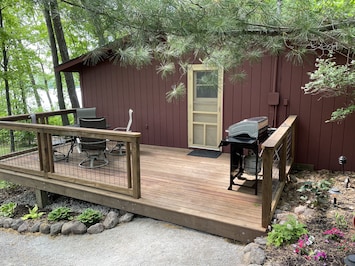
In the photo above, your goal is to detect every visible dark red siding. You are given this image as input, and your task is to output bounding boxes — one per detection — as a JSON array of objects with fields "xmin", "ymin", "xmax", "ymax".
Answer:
[
  {"xmin": 80, "ymin": 61, "xmax": 188, "ymax": 148},
  {"xmin": 75, "ymin": 56, "xmax": 355, "ymax": 171}
]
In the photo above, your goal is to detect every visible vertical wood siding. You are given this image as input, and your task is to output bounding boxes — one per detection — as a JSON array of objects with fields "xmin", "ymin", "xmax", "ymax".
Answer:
[
  {"xmin": 80, "ymin": 61, "xmax": 187, "ymax": 148},
  {"xmin": 77, "ymin": 56, "xmax": 355, "ymax": 171}
]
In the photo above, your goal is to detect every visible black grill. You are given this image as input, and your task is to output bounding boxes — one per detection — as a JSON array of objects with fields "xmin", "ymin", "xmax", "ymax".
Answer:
[{"xmin": 219, "ymin": 117, "xmax": 269, "ymax": 195}]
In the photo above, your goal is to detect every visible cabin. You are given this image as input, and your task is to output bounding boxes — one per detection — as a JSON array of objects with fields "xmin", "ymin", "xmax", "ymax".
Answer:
[
  {"xmin": 56, "ymin": 52, "xmax": 355, "ymax": 172},
  {"xmin": 0, "ymin": 48, "xmax": 352, "ymax": 243}
]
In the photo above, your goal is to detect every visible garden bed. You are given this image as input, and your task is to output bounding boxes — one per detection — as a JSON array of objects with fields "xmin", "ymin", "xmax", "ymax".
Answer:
[{"xmin": 265, "ymin": 170, "xmax": 355, "ymax": 265}]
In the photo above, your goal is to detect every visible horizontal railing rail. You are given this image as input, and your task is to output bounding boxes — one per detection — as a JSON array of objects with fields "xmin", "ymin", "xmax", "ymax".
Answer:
[
  {"xmin": 261, "ymin": 115, "xmax": 297, "ymax": 228},
  {"xmin": 0, "ymin": 118, "xmax": 141, "ymax": 199}
]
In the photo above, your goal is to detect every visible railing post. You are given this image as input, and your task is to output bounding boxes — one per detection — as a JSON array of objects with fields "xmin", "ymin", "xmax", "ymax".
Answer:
[
  {"xmin": 262, "ymin": 147, "xmax": 273, "ymax": 228},
  {"xmin": 131, "ymin": 139, "xmax": 141, "ymax": 199}
]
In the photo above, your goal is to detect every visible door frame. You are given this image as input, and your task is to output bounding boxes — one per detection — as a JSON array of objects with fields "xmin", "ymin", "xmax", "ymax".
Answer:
[{"xmin": 187, "ymin": 64, "xmax": 223, "ymax": 151}]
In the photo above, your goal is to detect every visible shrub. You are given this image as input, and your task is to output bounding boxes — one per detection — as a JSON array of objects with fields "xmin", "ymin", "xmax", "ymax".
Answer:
[
  {"xmin": 76, "ymin": 208, "xmax": 102, "ymax": 226},
  {"xmin": 0, "ymin": 180, "xmax": 17, "ymax": 189},
  {"xmin": 267, "ymin": 215, "xmax": 308, "ymax": 247},
  {"xmin": 297, "ymin": 179, "xmax": 332, "ymax": 207},
  {"xmin": 0, "ymin": 202, "xmax": 17, "ymax": 217},
  {"xmin": 48, "ymin": 207, "xmax": 73, "ymax": 221},
  {"xmin": 21, "ymin": 204, "xmax": 45, "ymax": 220}
]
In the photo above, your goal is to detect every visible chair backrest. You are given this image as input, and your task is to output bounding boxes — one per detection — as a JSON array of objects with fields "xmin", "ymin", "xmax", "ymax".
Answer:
[
  {"xmin": 126, "ymin": 109, "xmax": 133, "ymax": 132},
  {"xmin": 79, "ymin": 117, "xmax": 107, "ymax": 150},
  {"xmin": 79, "ymin": 117, "xmax": 106, "ymax": 129},
  {"xmin": 76, "ymin": 107, "xmax": 97, "ymax": 124}
]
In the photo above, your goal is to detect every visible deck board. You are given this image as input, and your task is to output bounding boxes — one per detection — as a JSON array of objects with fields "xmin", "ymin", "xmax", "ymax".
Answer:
[
  {"xmin": 0, "ymin": 144, "xmax": 277, "ymax": 242},
  {"xmin": 138, "ymin": 145, "xmax": 266, "ymax": 233}
]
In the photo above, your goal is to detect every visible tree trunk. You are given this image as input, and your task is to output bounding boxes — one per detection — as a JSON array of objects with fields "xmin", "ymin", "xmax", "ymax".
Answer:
[
  {"xmin": 40, "ymin": 62, "xmax": 54, "ymax": 110},
  {"xmin": 0, "ymin": 7, "xmax": 15, "ymax": 152},
  {"xmin": 29, "ymin": 70, "xmax": 42, "ymax": 109},
  {"xmin": 42, "ymin": 0, "xmax": 69, "ymax": 125},
  {"xmin": 19, "ymin": 84, "xmax": 29, "ymax": 114},
  {"xmin": 50, "ymin": 0, "xmax": 80, "ymax": 109}
]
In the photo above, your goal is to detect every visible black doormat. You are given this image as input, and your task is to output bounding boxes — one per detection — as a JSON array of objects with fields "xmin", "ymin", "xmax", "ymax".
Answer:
[{"xmin": 187, "ymin": 150, "xmax": 221, "ymax": 158}]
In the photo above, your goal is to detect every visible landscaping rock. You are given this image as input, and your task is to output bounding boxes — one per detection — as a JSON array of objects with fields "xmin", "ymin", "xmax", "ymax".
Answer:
[
  {"xmin": 242, "ymin": 242, "xmax": 266, "ymax": 265},
  {"xmin": 72, "ymin": 221, "xmax": 86, "ymax": 234},
  {"xmin": 294, "ymin": 205, "xmax": 307, "ymax": 215},
  {"xmin": 254, "ymin": 236, "xmax": 267, "ymax": 246},
  {"xmin": 39, "ymin": 223, "xmax": 50, "ymax": 234},
  {"xmin": 50, "ymin": 222, "xmax": 64, "ymax": 236},
  {"xmin": 61, "ymin": 221, "xmax": 72, "ymax": 235},
  {"xmin": 3, "ymin": 218, "xmax": 13, "ymax": 228},
  {"xmin": 119, "ymin": 212, "xmax": 134, "ymax": 223},
  {"xmin": 62, "ymin": 221, "xmax": 87, "ymax": 235},
  {"xmin": 0, "ymin": 217, "xmax": 4, "ymax": 227},
  {"xmin": 29, "ymin": 221, "xmax": 41, "ymax": 233},
  {"xmin": 17, "ymin": 221, "xmax": 29, "ymax": 233},
  {"xmin": 87, "ymin": 223, "xmax": 105, "ymax": 234},
  {"xmin": 11, "ymin": 219, "xmax": 24, "ymax": 230},
  {"xmin": 103, "ymin": 211, "xmax": 119, "ymax": 229},
  {"xmin": 275, "ymin": 212, "xmax": 296, "ymax": 223},
  {"xmin": 300, "ymin": 208, "xmax": 315, "ymax": 220}
]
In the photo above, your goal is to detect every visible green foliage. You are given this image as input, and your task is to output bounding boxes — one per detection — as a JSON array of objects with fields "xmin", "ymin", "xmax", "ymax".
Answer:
[
  {"xmin": 302, "ymin": 57, "xmax": 355, "ymax": 122},
  {"xmin": 21, "ymin": 204, "xmax": 45, "ymax": 220},
  {"xmin": 0, "ymin": 202, "xmax": 17, "ymax": 218},
  {"xmin": 334, "ymin": 212, "xmax": 348, "ymax": 230},
  {"xmin": 0, "ymin": 180, "xmax": 17, "ymax": 189},
  {"xmin": 48, "ymin": 207, "xmax": 73, "ymax": 221},
  {"xmin": 76, "ymin": 208, "xmax": 102, "ymax": 226},
  {"xmin": 165, "ymin": 83, "xmax": 186, "ymax": 102},
  {"xmin": 297, "ymin": 179, "xmax": 332, "ymax": 207},
  {"xmin": 267, "ymin": 215, "xmax": 308, "ymax": 247}
]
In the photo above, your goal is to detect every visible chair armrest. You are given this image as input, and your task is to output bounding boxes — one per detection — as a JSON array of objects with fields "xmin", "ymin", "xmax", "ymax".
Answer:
[{"xmin": 113, "ymin": 127, "xmax": 127, "ymax": 131}]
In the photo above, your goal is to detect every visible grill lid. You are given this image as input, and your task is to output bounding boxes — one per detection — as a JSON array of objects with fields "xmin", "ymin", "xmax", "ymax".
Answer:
[{"xmin": 226, "ymin": 116, "xmax": 268, "ymax": 139}]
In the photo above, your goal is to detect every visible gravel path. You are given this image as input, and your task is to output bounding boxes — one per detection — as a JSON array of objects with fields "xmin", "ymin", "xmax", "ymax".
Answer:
[{"xmin": 0, "ymin": 217, "xmax": 243, "ymax": 266}]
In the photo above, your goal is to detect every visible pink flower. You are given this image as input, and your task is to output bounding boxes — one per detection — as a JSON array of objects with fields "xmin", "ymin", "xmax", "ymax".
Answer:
[
  {"xmin": 314, "ymin": 250, "xmax": 327, "ymax": 261},
  {"xmin": 323, "ymin": 227, "xmax": 344, "ymax": 241}
]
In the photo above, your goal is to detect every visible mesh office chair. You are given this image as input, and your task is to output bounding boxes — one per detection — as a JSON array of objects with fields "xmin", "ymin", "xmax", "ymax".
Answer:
[
  {"xmin": 110, "ymin": 109, "xmax": 133, "ymax": 156},
  {"xmin": 78, "ymin": 117, "xmax": 108, "ymax": 168}
]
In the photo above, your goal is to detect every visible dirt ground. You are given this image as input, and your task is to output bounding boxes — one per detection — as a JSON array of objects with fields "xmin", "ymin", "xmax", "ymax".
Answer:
[{"xmin": 264, "ymin": 170, "xmax": 355, "ymax": 265}]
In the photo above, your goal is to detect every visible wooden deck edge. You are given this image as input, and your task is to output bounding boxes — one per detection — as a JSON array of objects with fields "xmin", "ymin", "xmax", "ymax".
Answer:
[{"xmin": 0, "ymin": 169, "xmax": 265, "ymax": 243}]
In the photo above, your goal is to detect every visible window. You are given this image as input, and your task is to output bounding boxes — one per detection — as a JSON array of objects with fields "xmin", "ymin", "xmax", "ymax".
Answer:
[{"xmin": 195, "ymin": 71, "xmax": 218, "ymax": 98}]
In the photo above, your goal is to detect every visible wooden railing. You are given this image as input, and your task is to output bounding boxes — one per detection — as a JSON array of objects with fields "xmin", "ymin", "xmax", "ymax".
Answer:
[
  {"xmin": 0, "ymin": 110, "xmax": 141, "ymax": 199},
  {"xmin": 261, "ymin": 115, "xmax": 297, "ymax": 228}
]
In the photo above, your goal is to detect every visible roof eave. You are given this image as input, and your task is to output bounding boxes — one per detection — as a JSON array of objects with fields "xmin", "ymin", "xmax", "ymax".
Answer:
[{"xmin": 55, "ymin": 55, "xmax": 86, "ymax": 72}]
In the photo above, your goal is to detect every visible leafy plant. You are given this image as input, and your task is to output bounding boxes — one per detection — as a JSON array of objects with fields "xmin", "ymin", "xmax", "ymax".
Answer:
[
  {"xmin": 48, "ymin": 207, "xmax": 73, "ymax": 221},
  {"xmin": 297, "ymin": 179, "xmax": 332, "ymax": 207},
  {"xmin": 76, "ymin": 208, "xmax": 102, "ymax": 226},
  {"xmin": 334, "ymin": 212, "xmax": 348, "ymax": 230},
  {"xmin": 323, "ymin": 227, "xmax": 344, "ymax": 241},
  {"xmin": 0, "ymin": 202, "xmax": 17, "ymax": 217},
  {"xmin": 0, "ymin": 180, "xmax": 17, "ymax": 189},
  {"xmin": 267, "ymin": 215, "xmax": 308, "ymax": 247},
  {"xmin": 21, "ymin": 204, "xmax": 45, "ymax": 220}
]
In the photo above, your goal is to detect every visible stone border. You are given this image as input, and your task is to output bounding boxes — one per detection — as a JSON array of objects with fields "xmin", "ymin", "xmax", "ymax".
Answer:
[{"xmin": 0, "ymin": 211, "xmax": 134, "ymax": 236}]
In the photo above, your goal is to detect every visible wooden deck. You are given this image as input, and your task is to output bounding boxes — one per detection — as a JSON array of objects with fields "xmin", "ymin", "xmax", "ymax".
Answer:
[
  {"xmin": 0, "ymin": 112, "xmax": 297, "ymax": 243},
  {"xmin": 137, "ymin": 145, "xmax": 267, "ymax": 242},
  {"xmin": 0, "ymin": 144, "xmax": 268, "ymax": 243}
]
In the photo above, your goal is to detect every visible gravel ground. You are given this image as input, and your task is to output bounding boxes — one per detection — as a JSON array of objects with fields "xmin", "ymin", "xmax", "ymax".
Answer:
[{"xmin": 0, "ymin": 217, "xmax": 243, "ymax": 266}]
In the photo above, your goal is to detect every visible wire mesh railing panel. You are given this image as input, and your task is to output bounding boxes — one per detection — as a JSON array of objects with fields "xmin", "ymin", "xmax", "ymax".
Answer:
[
  {"xmin": 0, "ymin": 129, "xmax": 41, "ymax": 171},
  {"xmin": 51, "ymin": 135, "xmax": 130, "ymax": 188}
]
